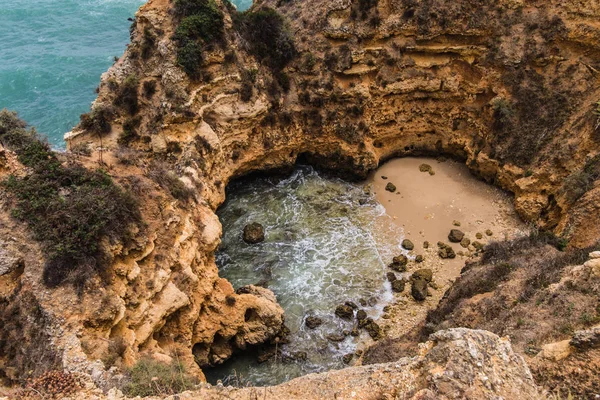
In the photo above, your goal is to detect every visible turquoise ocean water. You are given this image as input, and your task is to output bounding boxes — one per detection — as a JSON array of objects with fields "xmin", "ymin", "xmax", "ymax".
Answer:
[{"xmin": 0, "ymin": 0, "xmax": 250, "ymax": 149}]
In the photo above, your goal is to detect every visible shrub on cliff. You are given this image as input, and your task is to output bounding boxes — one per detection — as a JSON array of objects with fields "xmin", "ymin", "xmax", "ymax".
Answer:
[
  {"xmin": 561, "ymin": 155, "xmax": 600, "ymax": 204},
  {"xmin": 172, "ymin": 0, "xmax": 223, "ymax": 79},
  {"xmin": 177, "ymin": 41, "xmax": 204, "ymax": 80},
  {"xmin": 174, "ymin": 5, "xmax": 224, "ymax": 44},
  {"xmin": 235, "ymin": 7, "xmax": 296, "ymax": 72},
  {"xmin": 123, "ymin": 358, "xmax": 198, "ymax": 397},
  {"xmin": 78, "ymin": 104, "xmax": 115, "ymax": 136},
  {"xmin": 0, "ymin": 110, "xmax": 142, "ymax": 288},
  {"xmin": 113, "ymin": 74, "xmax": 140, "ymax": 115}
]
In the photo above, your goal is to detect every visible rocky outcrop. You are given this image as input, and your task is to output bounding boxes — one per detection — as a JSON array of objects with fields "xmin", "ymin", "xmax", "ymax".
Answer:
[
  {"xmin": 1, "ymin": 0, "xmax": 600, "ymax": 393},
  {"xmin": 89, "ymin": 329, "xmax": 542, "ymax": 399}
]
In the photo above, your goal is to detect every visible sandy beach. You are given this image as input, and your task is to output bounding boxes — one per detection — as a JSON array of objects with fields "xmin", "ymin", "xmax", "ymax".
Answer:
[{"xmin": 366, "ymin": 157, "xmax": 528, "ymax": 339}]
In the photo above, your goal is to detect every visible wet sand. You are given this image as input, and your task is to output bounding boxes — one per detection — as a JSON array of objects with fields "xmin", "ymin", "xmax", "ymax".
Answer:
[{"xmin": 366, "ymin": 157, "xmax": 528, "ymax": 340}]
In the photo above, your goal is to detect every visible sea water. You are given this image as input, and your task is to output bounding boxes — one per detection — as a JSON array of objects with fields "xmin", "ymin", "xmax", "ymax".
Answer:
[
  {"xmin": 209, "ymin": 166, "xmax": 405, "ymax": 386},
  {"xmin": 0, "ymin": 0, "xmax": 251, "ymax": 149}
]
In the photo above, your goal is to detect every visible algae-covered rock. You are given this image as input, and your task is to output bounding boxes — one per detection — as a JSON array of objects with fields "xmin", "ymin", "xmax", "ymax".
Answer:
[{"xmin": 243, "ymin": 222, "xmax": 265, "ymax": 244}]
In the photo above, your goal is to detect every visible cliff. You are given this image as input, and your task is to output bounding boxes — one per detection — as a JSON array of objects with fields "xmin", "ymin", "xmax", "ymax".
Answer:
[{"xmin": 1, "ymin": 0, "xmax": 600, "ymax": 397}]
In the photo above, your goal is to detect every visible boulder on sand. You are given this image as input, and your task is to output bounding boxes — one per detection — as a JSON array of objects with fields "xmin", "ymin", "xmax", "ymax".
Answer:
[
  {"xmin": 448, "ymin": 229, "xmax": 465, "ymax": 243},
  {"xmin": 385, "ymin": 182, "xmax": 397, "ymax": 192},
  {"xmin": 402, "ymin": 239, "xmax": 414, "ymax": 250}
]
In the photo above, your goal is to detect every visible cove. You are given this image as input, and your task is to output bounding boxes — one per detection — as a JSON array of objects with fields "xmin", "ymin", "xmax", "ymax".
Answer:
[
  {"xmin": 206, "ymin": 158, "xmax": 525, "ymax": 386},
  {"xmin": 207, "ymin": 166, "xmax": 404, "ymax": 386}
]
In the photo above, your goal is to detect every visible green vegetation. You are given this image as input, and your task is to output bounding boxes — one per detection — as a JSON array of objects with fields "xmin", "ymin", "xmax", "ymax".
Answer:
[
  {"xmin": 172, "ymin": 0, "xmax": 224, "ymax": 80},
  {"xmin": 119, "ymin": 116, "xmax": 141, "ymax": 145},
  {"xmin": 561, "ymin": 154, "xmax": 600, "ymax": 204},
  {"xmin": 78, "ymin": 104, "xmax": 115, "ymax": 135},
  {"xmin": 122, "ymin": 358, "xmax": 198, "ymax": 397},
  {"xmin": 177, "ymin": 41, "xmax": 204, "ymax": 79},
  {"xmin": 0, "ymin": 109, "xmax": 142, "ymax": 288},
  {"xmin": 113, "ymin": 74, "xmax": 140, "ymax": 115},
  {"xmin": 141, "ymin": 27, "xmax": 156, "ymax": 60},
  {"xmin": 148, "ymin": 163, "xmax": 194, "ymax": 202},
  {"xmin": 235, "ymin": 7, "xmax": 296, "ymax": 72},
  {"xmin": 143, "ymin": 80, "xmax": 157, "ymax": 98}
]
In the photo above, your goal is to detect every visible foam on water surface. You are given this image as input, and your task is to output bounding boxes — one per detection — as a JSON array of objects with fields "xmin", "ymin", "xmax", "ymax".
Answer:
[{"xmin": 209, "ymin": 166, "xmax": 405, "ymax": 386}]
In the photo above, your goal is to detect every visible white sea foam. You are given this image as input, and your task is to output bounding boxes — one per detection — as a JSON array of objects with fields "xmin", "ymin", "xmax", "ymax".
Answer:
[{"xmin": 211, "ymin": 166, "xmax": 406, "ymax": 385}]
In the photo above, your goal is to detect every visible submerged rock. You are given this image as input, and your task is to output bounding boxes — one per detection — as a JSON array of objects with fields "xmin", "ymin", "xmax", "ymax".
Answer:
[
  {"xmin": 356, "ymin": 309, "xmax": 367, "ymax": 321},
  {"xmin": 243, "ymin": 222, "xmax": 265, "ymax": 244},
  {"xmin": 335, "ymin": 304, "xmax": 354, "ymax": 320},
  {"xmin": 460, "ymin": 237, "xmax": 471, "ymax": 248},
  {"xmin": 342, "ymin": 353, "xmax": 353, "ymax": 364},
  {"xmin": 415, "ymin": 255, "xmax": 424, "ymax": 263},
  {"xmin": 385, "ymin": 182, "xmax": 396, "ymax": 192},
  {"xmin": 486, "ymin": 229, "xmax": 494, "ymax": 236},
  {"xmin": 448, "ymin": 229, "xmax": 465, "ymax": 243},
  {"xmin": 305, "ymin": 316, "xmax": 323, "ymax": 329},
  {"xmin": 326, "ymin": 333, "xmax": 346, "ymax": 342},
  {"xmin": 401, "ymin": 239, "xmax": 414, "ymax": 250}
]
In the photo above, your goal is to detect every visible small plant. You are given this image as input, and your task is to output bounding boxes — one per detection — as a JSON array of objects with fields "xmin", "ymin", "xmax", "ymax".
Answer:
[
  {"xmin": 24, "ymin": 371, "xmax": 81, "ymax": 398},
  {"xmin": 140, "ymin": 27, "xmax": 156, "ymax": 59},
  {"xmin": 235, "ymin": 7, "xmax": 296, "ymax": 72},
  {"xmin": 143, "ymin": 80, "xmax": 157, "ymax": 98},
  {"xmin": 148, "ymin": 163, "xmax": 194, "ymax": 202},
  {"xmin": 79, "ymin": 104, "xmax": 115, "ymax": 135},
  {"xmin": 177, "ymin": 41, "xmax": 203, "ymax": 80},
  {"xmin": 561, "ymin": 154, "xmax": 600, "ymax": 204},
  {"xmin": 122, "ymin": 357, "xmax": 198, "ymax": 397},
  {"xmin": 118, "ymin": 116, "xmax": 141, "ymax": 145},
  {"xmin": 113, "ymin": 75, "xmax": 140, "ymax": 115}
]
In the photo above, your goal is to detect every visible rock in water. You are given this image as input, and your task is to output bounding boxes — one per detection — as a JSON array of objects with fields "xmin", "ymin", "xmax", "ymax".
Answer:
[
  {"xmin": 335, "ymin": 304, "xmax": 354, "ymax": 320},
  {"xmin": 448, "ymin": 229, "xmax": 465, "ymax": 243},
  {"xmin": 356, "ymin": 309, "xmax": 367, "ymax": 321},
  {"xmin": 326, "ymin": 333, "xmax": 346, "ymax": 342},
  {"xmin": 392, "ymin": 280, "xmax": 405, "ymax": 293},
  {"xmin": 385, "ymin": 182, "xmax": 396, "ymax": 192},
  {"xmin": 386, "ymin": 271, "xmax": 397, "ymax": 282},
  {"xmin": 401, "ymin": 239, "xmax": 414, "ymax": 250},
  {"xmin": 305, "ymin": 316, "xmax": 323, "ymax": 329},
  {"xmin": 243, "ymin": 222, "xmax": 265, "ymax": 244}
]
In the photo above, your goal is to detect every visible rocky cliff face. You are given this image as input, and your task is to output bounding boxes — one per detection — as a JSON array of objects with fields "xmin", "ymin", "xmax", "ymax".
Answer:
[
  {"xmin": 78, "ymin": 328, "xmax": 545, "ymax": 399},
  {"xmin": 1, "ymin": 0, "xmax": 600, "ymax": 395}
]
